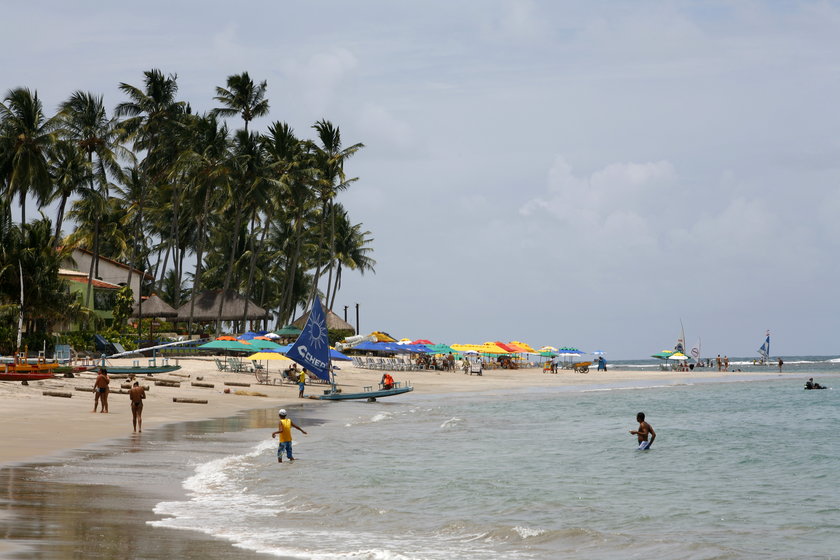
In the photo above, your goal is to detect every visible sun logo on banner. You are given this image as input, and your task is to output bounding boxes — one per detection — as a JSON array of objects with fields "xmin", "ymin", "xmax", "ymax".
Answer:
[{"xmin": 308, "ymin": 314, "xmax": 327, "ymax": 350}]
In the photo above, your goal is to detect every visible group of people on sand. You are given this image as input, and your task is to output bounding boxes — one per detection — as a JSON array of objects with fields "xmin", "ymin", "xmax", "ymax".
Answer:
[
  {"xmin": 91, "ymin": 367, "xmax": 146, "ymax": 432},
  {"xmin": 416, "ymin": 353, "xmax": 457, "ymax": 371}
]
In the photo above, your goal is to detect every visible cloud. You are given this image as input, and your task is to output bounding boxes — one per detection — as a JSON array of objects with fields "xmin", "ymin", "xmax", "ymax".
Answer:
[
  {"xmin": 353, "ymin": 103, "xmax": 415, "ymax": 157},
  {"xmin": 282, "ymin": 48, "xmax": 358, "ymax": 114}
]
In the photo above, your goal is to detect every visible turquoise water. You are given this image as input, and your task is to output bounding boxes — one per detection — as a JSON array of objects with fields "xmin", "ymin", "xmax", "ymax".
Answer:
[{"xmin": 142, "ymin": 375, "xmax": 840, "ymax": 559}]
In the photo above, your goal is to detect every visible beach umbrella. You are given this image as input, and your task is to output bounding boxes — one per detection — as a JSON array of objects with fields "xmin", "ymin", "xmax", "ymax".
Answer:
[
  {"xmin": 412, "ymin": 339, "xmax": 434, "ymax": 345},
  {"xmin": 216, "ymin": 335, "xmax": 238, "ymax": 341},
  {"xmin": 330, "ymin": 348, "xmax": 352, "ymax": 361},
  {"xmin": 199, "ymin": 339, "xmax": 255, "ymax": 352},
  {"xmin": 651, "ymin": 350, "xmax": 675, "ymax": 360},
  {"xmin": 273, "ymin": 325, "xmax": 302, "ymax": 337},
  {"xmin": 425, "ymin": 343, "xmax": 457, "ymax": 355},
  {"xmin": 539, "ymin": 346, "xmax": 558, "ymax": 353},
  {"xmin": 668, "ymin": 352, "xmax": 688, "ymax": 360},
  {"xmin": 247, "ymin": 351, "xmax": 293, "ymax": 361},
  {"xmin": 262, "ymin": 332, "xmax": 281, "ymax": 339},
  {"xmin": 511, "ymin": 341, "xmax": 537, "ymax": 353},
  {"xmin": 240, "ymin": 338, "xmax": 283, "ymax": 350}
]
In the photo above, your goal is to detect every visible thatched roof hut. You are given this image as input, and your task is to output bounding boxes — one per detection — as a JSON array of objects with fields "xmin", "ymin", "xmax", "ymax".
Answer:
[
  {"xmin": 292, "ymin": 305, "xmax": 355, "ymax": 332},
  {"xmin": 131, "ymin": 294, "xmax": 178, "ymax": 318},
  {"xmin": 177, "ymin": 290, "xmax": 270, "ymax": 321}
]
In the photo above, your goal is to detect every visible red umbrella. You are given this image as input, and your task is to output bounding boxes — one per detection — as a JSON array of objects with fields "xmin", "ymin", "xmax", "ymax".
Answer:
[{"xmin": 412, "ymin": 339, "xmax": 434, "ymax": 345}]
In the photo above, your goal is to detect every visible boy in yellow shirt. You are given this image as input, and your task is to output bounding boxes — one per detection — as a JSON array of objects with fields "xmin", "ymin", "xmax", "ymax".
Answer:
[{"xmin": 271, "ymin": 409, "xmax": 307, "ymax": 463}]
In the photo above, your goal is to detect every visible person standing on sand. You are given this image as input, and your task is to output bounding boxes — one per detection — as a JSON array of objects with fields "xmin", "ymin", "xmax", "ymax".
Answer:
[
  {"xmin": 778, "ymin": 358, "xmax": 783, "ymax": 373},
  {"xmin": 271, "ymin": 409, "xmax": 307, "ymax": 463},
  {"xmin": 723, "ymin": 356, "xmax": 729, "ymax": 372},
  {"xmin": 128, "ymin": 381, "xmax": 146, "ymax": 432},
  {"xmin": 92, "ymin": 368, "xmax": 110, "ymax": 413},
  {"xmin": 630, "ymin": 412, "xmax": 656, "ymax": 450},
  {"xmin": 716, "ymin": 355, "xmax": 722, "ymax": 371},
  {"xmin": 298, "ymin": 368, "xmax": 307, "ymax": 398}
]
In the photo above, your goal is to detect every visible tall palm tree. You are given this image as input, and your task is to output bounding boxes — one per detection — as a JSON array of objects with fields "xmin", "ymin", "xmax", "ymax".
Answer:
[
  {"xmin": 211, "ymin": 72, "xmax": 269, "ymax": 134},
  {"xmin": 58, "ymin": 91, "xmax": 127, "ymax": 297},
  {"xmin": 115, "ymin": 69, "xmax": 186, "ymax": 292},
  {"xmin": 310, "ymin": 119, "xmax": 363, "ymax": 307},
  {"xmin": 45, "ymin": 139, "xmax": 92, "ymax": 245},
  {"xmin": 327, "ymin": 204, "xmax": 376, "ymax": 309},
  {"xmin": 0, "ymin": 88, "xmax": 56, "ymax": 225},
  {"xmin": 215, "ymin": 129, "xmax": 263, "ymax": 335},
  {"xmin": 177, "ymin": 114, "xmax": 231, "ymax": 333}
]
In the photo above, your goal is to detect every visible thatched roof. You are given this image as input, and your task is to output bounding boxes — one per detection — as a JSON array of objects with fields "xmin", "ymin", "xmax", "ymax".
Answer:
[
  {"xmin": 177, "ymin": 290, "xmax": 270, "ymax": 321},
  {"xmin": 292, "ymin": 305, "xmax": 355, "ymax": 332},
  {"xmin": 131, "ymin": 294, "xmax": 178, "ymax": 318}
]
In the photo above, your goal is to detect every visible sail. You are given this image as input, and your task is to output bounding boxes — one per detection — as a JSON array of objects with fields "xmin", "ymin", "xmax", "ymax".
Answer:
[
  {"xmin": 758, "ymin": 331, "xmax": 770, "ymax": 360},
  {"xmin": 287, "ymin": 295, "xmax": 332, "ymax": 381},
  {"xmin": 675, "ymin": 321, "xmax": 686, "ymax": 354},
  {"xmin": 690, "ymin": 338, "xmax": 701, "ymax": 362}
]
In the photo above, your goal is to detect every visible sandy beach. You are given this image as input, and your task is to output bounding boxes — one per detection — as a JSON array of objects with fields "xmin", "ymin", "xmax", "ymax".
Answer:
[{"xmin": 0, "ymin": 356, "xmax": 801, "ymax": 466}]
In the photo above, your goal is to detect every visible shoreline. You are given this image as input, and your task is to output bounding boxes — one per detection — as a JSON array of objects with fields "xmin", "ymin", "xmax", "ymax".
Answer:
[
  {"xmin": 0, "ymin": 362, "xmax": 835, "ymax": 559},
  {"xmin": 0, "ymin": 356, "xmax": 825, "ymax": 467}
]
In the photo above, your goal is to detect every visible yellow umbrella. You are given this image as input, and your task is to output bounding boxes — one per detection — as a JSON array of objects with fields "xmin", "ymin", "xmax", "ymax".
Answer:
[
  {"xmin": 510, "ymin": 340, "xmax": 536, "ymax": 353},
  {"xmin": 248, "ymin": 352, "xmax": 293, "ymax": 361}
]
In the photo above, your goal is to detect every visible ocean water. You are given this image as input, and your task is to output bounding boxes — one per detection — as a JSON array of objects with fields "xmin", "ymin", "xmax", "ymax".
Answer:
[
  {"xmin": 148, "ymin": 374, "xmax": 839, "ymax": 559},
  {"xmin": 10, "ymin": 371, "xmax": 840, "ymax": 559}
]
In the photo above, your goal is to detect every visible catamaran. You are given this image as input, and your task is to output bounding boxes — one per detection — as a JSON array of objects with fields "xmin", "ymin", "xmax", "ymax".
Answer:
[
  {"xmin": 288, "ymin": 295, "xmax": 413, "ymax": 401},
  {"xmin": 756, "ymin": 331, "xmax": 771, "ymax": 365}
]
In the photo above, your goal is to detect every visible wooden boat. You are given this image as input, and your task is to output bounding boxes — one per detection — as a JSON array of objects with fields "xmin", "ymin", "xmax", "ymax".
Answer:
[
  {"xmin": 316, "ymin": 382, "xmax": 414, "ymax": 402},
  {"xmin": 101, "ymin": 364, "xmax": 181, "ymax": 375},
  {"xmin": 1, "ymin": 354, "xmax": 58, "ymax": 381}
]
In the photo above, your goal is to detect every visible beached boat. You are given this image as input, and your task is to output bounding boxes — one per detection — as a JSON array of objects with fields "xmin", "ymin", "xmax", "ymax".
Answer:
[
  {"xmin": 101, "ymin": 364, "xmax": 182, "ymax": 375},
  {"xmin": 0, "ymin": 354, "xmax": 58, "ymax": 380},
  {"xmin": 289, "ymin": 295, "xmax": 413, "ymax": 402},
  {"xmin": 315, "ymin": 382, "xmax": 414, "ymax": 401}
]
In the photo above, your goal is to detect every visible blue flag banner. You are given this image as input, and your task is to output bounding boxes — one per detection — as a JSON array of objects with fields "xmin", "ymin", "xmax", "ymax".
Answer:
[{"xmin": 288, "ymin": 295, "xmax": 332, "ymax": 381}]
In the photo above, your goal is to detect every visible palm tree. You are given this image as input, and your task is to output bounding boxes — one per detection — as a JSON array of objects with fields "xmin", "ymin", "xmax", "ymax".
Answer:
[
  {"xmin": 0, "ymin": 88, "xmax": 56, "ymax": 225},
  {"xmin": 211, "ymin": 72, "xmax": 269, "ymax": 134},
  {"xmin": 58, "ymin": 90, "xmax": 127, "ymax": 297},
  {"xmin": 115, "ymin": 69, "xmax": 186, "ymax": 292},
  {"xmin": 45, "ymin": 139, "xmax": 92, "ymax": 245},
  {"xmin": 215, "ymin": 129, "xmax": 264, "ymax": 335},
  {"xmin": 310, "ymin": 119, "xmax": 364, "ymax": 307},
  {"xmin": 327, "ymin": 204, "xmax": 376, "ymax": 309},
  {"xmin": 177, "ymin": 114, "xmax": 231, "ymax": 333}
]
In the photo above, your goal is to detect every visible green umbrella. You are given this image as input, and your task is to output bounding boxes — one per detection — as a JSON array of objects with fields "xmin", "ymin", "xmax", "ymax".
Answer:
[
  {"xmin": 651, "ymin": 350, "xmax": 675, "ymax": 360},
  {"xmin": 425, "ymin": 343, "xmax": 458, "ymax": 355},
  {"xmin": 199, "ymin": 339, "xmax": 256, "ymax": 352},
  {"xmin": 274, "ymin": 325, "xmax": 302, "ymax": 336},
  {"xmin": 240, "ymin": 338, "xmax": 283, "ymax": 350}
]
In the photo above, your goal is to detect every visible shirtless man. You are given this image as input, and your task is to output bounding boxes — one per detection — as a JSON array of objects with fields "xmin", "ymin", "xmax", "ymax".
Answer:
[
  {"xmin": 92, "ymin": 368, "xmax": 110, "ymax": 413},
  {"xmin": 630, "ymin": 412, "xmax": 656, "ymax": 450},
  {"xmin": 128, "ymin": 381, "xmax": 146, "ymax": 432}
]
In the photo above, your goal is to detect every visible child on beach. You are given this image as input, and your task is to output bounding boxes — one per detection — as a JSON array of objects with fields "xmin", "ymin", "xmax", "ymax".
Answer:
[{"xmin": 271, "ymin": 409, "xmax": 307, "ymax": 463}]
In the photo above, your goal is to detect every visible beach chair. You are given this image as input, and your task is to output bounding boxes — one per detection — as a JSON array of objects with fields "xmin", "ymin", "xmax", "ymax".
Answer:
[
  {"xmin": 254, "ymin": 367, "xmax": 271, "ymax": 384},
  {"xmin": 214, "ymin": 357, "xmax": 228, "ymax": 371}
]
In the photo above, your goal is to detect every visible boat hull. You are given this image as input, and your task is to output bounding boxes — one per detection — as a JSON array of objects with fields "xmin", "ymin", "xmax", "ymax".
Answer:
[
  {"xmin": 318, "ymin": 386, "xmax": 414, "ymax": 401},
  {"xmin": 103, "ymin": 365, "xmax": 182, "ymax": 375},
  {"xmin": 0, "ymin": 372, "xmax": 55, "ymax": 381}
]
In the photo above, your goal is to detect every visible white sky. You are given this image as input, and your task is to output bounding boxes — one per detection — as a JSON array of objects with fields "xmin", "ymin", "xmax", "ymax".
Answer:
[{"xmin": 3, "ymin": 1, "xmax": 840, "ymax": 358}]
